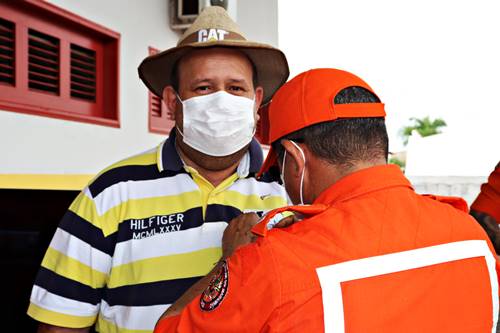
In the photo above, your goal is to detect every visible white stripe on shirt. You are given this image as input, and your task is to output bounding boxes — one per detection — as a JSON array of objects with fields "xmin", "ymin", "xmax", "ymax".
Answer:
[
  {"xmin": 100, "ymin": 300, "xmax": 169, "ymax": 331},
  {"xmin": 92, "ymin": 174, "xmax": 199, "ymax": 216},
  {"xmin": 31, "ymin": 285, "xmax": 98, "ymax": 317},
  {"xmin": 112, "ymin": 221, "xmax": 227, "ymax": 267},
  {"xmin": 50, "ymin": 228, "xmax": 111, "ymax": 274}
]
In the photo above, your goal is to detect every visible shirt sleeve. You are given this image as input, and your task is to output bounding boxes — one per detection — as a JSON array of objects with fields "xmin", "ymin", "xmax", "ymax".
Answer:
[
  {"xmin": 154, "ymin": 240, "xmax": 281, "ymax": 333},
  {"xmin": 27, "ymin": 187, "xmax": 115, "ymax": 328}
]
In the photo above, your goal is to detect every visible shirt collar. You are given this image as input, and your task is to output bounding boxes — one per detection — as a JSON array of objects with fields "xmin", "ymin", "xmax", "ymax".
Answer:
[
  {"xmin": 157, "ymin": 131, "xmax": 263, "ymax": 176},
  {"xmin": 247, "ymin": 138, "xmax": 264, "ymax": 175},
  {"xmin": 314, "ymin": 164, "xmax": 414, "ymax": 206},
  {"xmin": 157, "ymin": 131, "xmax": 184, "ymax": 172}
]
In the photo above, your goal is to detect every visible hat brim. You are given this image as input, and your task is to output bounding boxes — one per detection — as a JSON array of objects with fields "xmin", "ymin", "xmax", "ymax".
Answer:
[
  {"xmin": 138, "ymin": 40, "xmax": 289, "ymax": 104},
  {"xmin": 257, "ymin": 145, "xmax": 278, "ymax": 178}
]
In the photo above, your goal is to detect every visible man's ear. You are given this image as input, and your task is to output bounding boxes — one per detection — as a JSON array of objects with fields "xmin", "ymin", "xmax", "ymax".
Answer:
[
  {"xmin": 281, "ymin": 139, "xmax": 306, "ymax": 177},
  {"xmin": 163, "ymin": 86, "xmax": 179, "ymax": 120},
  {"xmin": 254, "ymin": 86, "xmax": 264, "ymax": 110}
]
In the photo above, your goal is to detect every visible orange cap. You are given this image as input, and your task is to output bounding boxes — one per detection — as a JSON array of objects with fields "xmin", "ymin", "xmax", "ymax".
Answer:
[
  {"xmin": 258, "ymin": 68, "xmax": 386, "ymax": 177},
  {"xmin": 471, "ymin": 164, "xmax": 500, "ymax": 222}
]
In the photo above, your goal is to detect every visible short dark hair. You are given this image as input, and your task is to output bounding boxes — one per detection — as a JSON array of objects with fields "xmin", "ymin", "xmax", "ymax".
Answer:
[
  {"xmin": 272, "ymin": 86, "xmax": 389, "ymax": 169},
  {"xmin": 170, "ymin": 48, "xmax": 258, "ymax": 92}
]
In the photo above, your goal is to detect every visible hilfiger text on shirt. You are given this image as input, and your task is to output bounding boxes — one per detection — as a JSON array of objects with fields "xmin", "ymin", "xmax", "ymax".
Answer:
[{"xmin": 130, "ymin": 213, "xmax": 184, "ymax": 240}]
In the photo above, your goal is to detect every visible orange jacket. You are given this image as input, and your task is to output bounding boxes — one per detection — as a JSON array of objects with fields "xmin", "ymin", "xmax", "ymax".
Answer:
[{"xmin": 156, "ymin": 165, "xmax": 499, "ymax": 332}]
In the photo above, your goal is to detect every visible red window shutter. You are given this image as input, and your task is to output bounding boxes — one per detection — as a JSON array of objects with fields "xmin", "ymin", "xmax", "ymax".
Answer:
[
  {"xmin": 0, "ymin": 18, "xmax": 15, "ymax": 86},
  {"xmin": 148, "ymin": 47, "xmax": 175, "ymax": 135},
  {"xmin": 70, "ymin": 43, "xmax": 96, "ymax": 101},
  {"xmin": 27, "ymin": 28, "xmax": 60, "ymax": 95},
  {"xmin": 0, "ymin": 0, "xmax": 120, "ymax": 127},
  {"xmin": 150, "ymin": 94, "xmax": 162, "ymax": 118}
]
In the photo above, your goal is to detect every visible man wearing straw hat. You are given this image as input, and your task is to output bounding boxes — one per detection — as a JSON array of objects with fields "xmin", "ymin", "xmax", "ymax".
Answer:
[{"xmin": 28, "ymin": 6, "xmax": 289, "ymax": 333}]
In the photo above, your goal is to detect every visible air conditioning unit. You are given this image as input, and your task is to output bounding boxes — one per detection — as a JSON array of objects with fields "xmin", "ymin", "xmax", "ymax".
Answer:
[{"xmin": 170, "ymin": 0, "xmax": 229, "ymax": 31}]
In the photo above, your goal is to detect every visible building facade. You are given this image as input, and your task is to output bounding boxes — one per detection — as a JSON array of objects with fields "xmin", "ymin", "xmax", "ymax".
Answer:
[{"xmin": 0, "ymin": 1, "xmax": 278, "ymax": 331}]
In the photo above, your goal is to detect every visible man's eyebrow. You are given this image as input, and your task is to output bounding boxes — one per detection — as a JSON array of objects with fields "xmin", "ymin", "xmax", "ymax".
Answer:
[
  {"xmin": 190, "ymin": 78, "xmax": 213, "ymax": 85},
  {"xmin": 227, "ymin": 78, "xmax": 250, "ymax": 85}
]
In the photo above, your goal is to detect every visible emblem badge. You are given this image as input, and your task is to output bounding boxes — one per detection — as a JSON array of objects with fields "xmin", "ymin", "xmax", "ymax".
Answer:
[{"xmin": 200, "ymin": 260, "xmax": 229, "ymax": 311}]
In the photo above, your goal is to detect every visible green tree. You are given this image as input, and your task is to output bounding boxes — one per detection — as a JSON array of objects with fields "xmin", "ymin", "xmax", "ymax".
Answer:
[
  {"xmin": 400, "ymin": 116, "xmax": 447, "ymax": 145},
  {"xmin": 389, "ymin": 156, "xmax": 405, "ymax": 172}
]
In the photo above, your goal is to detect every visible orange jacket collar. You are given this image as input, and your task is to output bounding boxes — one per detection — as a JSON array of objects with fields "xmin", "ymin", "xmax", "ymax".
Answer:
[
  {"xmin": 253, "ymin": 164, "xmax": 412, "ymax": 237},
  {"xmin": 314, "ymin": 164, "xmax": 413, "ymax": 206}
]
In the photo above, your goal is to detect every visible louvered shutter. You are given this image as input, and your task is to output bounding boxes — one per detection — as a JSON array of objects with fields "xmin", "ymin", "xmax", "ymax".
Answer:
[
  {"xmin": 0, "ymin": 1, "xmax": 119, "ymax": 126},
  {"xmin": 148, "ymin": 47, "xmax": 174, "ymax": 135},
  {"xmin": 150, "ymin": 94, "xmax": 163, "ymax": 117},
  {"xmin": 0, "ymin": 18, "xmax": 15, "ymax": 86},
  {"xmin": 70, "ymin": 44, "xmax": 96, "ymax": 102},
  {"xmin": 28, "ymin": 29, "xmax": 59, "ymax": 94}
]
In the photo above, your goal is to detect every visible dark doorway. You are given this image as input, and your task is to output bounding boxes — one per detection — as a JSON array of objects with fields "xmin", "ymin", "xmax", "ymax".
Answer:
[{"xmin": 0, "ymin": 189, "xmax": 78, "ymax": 332}]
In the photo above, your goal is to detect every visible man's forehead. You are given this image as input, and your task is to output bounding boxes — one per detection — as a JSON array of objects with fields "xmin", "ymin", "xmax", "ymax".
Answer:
[{"xmin": 177, "ymin": 48, "xmax": 254, "ymax": 73}]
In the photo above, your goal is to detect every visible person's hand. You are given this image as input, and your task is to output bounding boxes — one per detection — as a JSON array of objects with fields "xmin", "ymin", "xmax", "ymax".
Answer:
[
  {"xmin": 274, "ymin": 213, "xmax": 300, "ymax": 228},
  {"xmin": 222, "ymin": 212, "xmax": 302, "ymax": 259},
  {"xmin": 264, "ymin": 211, "xmax": 301, "ymax": 230},
  {"xmin": 222, "ymin": 213, "xmax": 260, "ymax": 259}
]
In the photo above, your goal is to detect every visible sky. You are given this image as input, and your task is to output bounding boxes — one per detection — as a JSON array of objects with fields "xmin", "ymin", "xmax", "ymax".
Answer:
[{"xmin": 277, "ymin": 0, "xmax": 500, "ymax": 155}]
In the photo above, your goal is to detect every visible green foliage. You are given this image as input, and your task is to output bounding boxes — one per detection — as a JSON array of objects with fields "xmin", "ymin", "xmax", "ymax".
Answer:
[
  {"xmin": 400, "ymin": 116, "xmax": 447, "ymax": 145},
  {"xmin": 389, "ymin": 157, "xmax": 406, "ymax": 172}
]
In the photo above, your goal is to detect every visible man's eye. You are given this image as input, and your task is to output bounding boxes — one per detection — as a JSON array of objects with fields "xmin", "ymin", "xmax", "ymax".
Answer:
[
  {"xmin": 196, "ymin": 86, "xmax": 210, "ymax": 92},
  {"xmin": 229, "ymin": 86, "xmax": 244, "ymax": 92}
]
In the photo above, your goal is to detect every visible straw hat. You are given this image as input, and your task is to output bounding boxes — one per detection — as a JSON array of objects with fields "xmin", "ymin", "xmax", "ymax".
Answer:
[{"xmin": 138, "ymin": 6, "xmax": 289, "ymax": 104}]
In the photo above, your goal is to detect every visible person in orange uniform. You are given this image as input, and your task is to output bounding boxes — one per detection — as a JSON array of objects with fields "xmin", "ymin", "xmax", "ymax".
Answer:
[
  {"xmin": 154, "ymin": 69, "xmax": 499, "ymax": 332},
  {"xmin": 471, "ymin": 163, "xmax": 500, "ymax": 253}
]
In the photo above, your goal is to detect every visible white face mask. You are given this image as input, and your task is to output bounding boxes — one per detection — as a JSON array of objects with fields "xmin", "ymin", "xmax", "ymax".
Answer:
[
  {"xmin": 176, "ymin": 91, "xmax": 256, "ymax": 157},
  {"xmin": 281, "ymin": 141, "xmax": 306, "ymax": 205}
]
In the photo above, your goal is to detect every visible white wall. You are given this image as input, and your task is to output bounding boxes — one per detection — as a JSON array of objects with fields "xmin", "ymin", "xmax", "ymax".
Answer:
[
  {"xmin": 278, "ymin": 0, "xmax": 500, "ymax": 158},
  {"xmin": 409, "ymin": 176, "xmax": 486, "ymax": 206},
  {"xmin": 406, "ymin": 131, "xmax": 498, "ymax": 177},
  {"xmin": 0, "ymin": 0, "xmax": 279, "ymax": 178},
  {"xmin": 1, "ymin": 0, "xmax": 179, "ymax": 175},
  {"xmin": 238, "ymin": 0, "xmax": 278, "ymax": 47}
]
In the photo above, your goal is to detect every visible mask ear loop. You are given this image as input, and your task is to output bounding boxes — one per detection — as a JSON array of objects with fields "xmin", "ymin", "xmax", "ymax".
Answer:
[
  {"xmin": 289, "ymin": 140, "xmax": 306, "ymax": 205},
  {"xmin": 281, "ymin": 150, "xmax": 287, "ymax": 187},
  {"xmin": 251, "ymin": 96, "xmax": 258, "ymax": 137},
  {"xmin": 174, "ymin": 93, "xmax": 185, "ymax": 138}
]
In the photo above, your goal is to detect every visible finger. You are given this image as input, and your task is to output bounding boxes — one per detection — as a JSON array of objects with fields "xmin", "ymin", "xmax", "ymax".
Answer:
[
  {"xmin": 275, "ymin": 215, "xmax": 299, "ymax": 228},
  {"xmin": 228, "ymin": 212, "xmax": 259, "ymax": 228},
  {"xmin": 236, "ymin": 213, "xmax": 260, "ymax": 230},
  {"xmin": 243, "ymin": 212, "xmax": 260, "ymax": 225}
]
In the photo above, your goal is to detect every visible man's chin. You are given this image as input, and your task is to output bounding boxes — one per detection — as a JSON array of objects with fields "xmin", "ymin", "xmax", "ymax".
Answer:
[{"xmin": 178, "ymin": 140, "xmax": 250, "ymax": 171}]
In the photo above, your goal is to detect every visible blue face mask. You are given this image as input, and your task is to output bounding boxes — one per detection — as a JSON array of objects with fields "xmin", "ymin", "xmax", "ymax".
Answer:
[{"xmin": 280, "ymin": 141, "xmax": 306, "ymax": 205}]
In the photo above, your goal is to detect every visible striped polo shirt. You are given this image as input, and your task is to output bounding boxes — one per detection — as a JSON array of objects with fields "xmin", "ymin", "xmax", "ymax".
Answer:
[{"xmin": 27, "ymin": 133, "xmax": 288, "ymax": 333}]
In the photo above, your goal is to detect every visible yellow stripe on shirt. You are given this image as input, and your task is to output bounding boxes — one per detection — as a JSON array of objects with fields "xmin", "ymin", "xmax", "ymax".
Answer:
[
  {"xmin": 97, "ymin": 317, "xmax": 153, "ymax": 333},
  {"xmin": 41, "ymin": 247, "xmax": 108, "ymax": 289},
  {"xmin": 69, "ymin": 191, "xmax": 104, "ymax": 230},
  {"xmin": 93, "ymin": 151, "xmax": 158, "ymax": 181},
  {"xmin": 97, "ymin": 190, "xmax": 202, "ymax": 234},
  {"xmin": 27, "ymin": 303, "xmax": 96, "ymax": 328},
  {"xmin": 189, "ymin": 168, "xmax": 239, "ymax": 218},
  {"xmin": 69, "ymin": 190, "xmax": 204, "ymax": 236},
  {"xmin": 219, "ymin": 190, "xmax": 288, "ymax": 212},
  {"xmin": 107, "ymin": 247, "xmax": 221, "ymax": 288}
]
